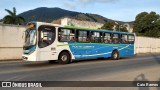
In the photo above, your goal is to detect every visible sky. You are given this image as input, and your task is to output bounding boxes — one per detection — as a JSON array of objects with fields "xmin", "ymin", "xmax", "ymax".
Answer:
[{"xmin": 0, "ymin": 0, "xmax": 160, "ymax": 22}]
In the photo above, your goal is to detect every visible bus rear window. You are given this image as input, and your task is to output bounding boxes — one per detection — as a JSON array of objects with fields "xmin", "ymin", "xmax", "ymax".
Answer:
[
  {"xmin": 128, "ymin": 35, "xmax": 135, "ymax": 44},
  {"xmin": 121, "ymin": 34, "xmax": 128, "ymax": 44}
]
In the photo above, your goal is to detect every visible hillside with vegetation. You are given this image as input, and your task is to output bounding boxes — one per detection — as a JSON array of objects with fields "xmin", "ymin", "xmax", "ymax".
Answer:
[
  {"xmin": 18, "ymin": 7, "xmax": 131, "ymax": 24},
  {"xmin": 2, "ymin": 7, "xmax": 159, "ymax": 37}
]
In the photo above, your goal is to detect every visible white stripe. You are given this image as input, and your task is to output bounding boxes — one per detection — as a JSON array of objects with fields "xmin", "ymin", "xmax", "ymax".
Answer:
[
  {"xmin": 118, "ymin": 44, "xmax": 130, "ymax": 51},
  {"xmin": 74, "ymin": 52, "xmax": 112, "ymax": 57}
]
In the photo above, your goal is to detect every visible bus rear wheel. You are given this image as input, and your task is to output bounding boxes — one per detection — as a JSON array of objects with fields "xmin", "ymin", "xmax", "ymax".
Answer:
[
  {"xmin": 111, "ymin": 50, "xmax": 120, "ymax": 60},
  {"xmin": 58, "ymin": 52, "xmax": 70, "ymax": 64}
]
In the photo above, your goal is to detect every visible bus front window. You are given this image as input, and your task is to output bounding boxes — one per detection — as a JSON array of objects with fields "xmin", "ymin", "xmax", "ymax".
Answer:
[{"xmin": 23, "ymin": 29, "xmax": 36, "ymax": 50}]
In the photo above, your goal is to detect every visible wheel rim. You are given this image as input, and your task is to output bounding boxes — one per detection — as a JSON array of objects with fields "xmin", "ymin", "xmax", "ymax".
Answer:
[
  {"xmin": 113, "ymin": 52, "xmax": 118, "ymax": 59},
  {"xmin": 61, "ymin": 55, "xmax": 68, "ymax": 61}
]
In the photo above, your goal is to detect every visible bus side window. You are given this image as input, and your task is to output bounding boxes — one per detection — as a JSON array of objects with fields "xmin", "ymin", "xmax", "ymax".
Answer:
[
  {"xmin": 128, "ymin": 35, "xmax": 135, "ymax": 44},
  {"xmin": 113, "ymin": 34, "xmax": 120, "ymax": 44},
  {"xmin": 58, "ymin": 28, "xmax": 75, "ymax": 42},
  {"xmin": 91, "ymin": 32, "xmax": 100, "ymax": 43},
  {"xmin": 78, "ymin": 30, "xmax": 88, "ymax": 43},
  {"xmin": 121, "ymin": 34, "xmax": 128, "ymax": 44},
  {"xmin": 69, "ymin": 30, "xmax": 75, "ymax": 42},
  {"xmin": 104, "ymin": 33, "xmax": 111, "ymax": 43}
]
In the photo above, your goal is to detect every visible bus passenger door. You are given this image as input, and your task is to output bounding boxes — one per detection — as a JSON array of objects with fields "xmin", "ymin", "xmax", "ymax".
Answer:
[{"xmin": 38, "ymin": 25, "xmax": 56, "ymax": 61}]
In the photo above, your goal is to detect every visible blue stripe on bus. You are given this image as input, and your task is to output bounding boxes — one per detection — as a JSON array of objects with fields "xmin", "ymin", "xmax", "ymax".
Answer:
[{"xmin": 68, "ymin": 42, "xmax": 134, "ymax": 60}]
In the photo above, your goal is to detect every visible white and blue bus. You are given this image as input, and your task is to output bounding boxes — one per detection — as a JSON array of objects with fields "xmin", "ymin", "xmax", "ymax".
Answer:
[{"xmin": 22, "ymin": 21, "xmax": 135, "ymax": 64}]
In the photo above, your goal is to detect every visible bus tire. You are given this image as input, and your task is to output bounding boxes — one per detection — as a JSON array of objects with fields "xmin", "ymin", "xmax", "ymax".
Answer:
[
  {"xmin": 58, "ymin": 52, "xmax": 70, "ymax": 64},
  {"xmin": 111, "ymin": 50, "xmax": 120, "ymax": 60}
]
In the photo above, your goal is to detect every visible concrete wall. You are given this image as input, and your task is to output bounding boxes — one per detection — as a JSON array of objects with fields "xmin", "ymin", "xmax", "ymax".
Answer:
[
  {"xmin": 135, "ymin": 36, "xmax": 160, "ymax": 54},
  {"xmin": 0, "ymin": 24, "xmax": 160, "ymax": 60},
  {"xmin": 0, "ymin": 24, "xmax": 26, "ymax": 60}
]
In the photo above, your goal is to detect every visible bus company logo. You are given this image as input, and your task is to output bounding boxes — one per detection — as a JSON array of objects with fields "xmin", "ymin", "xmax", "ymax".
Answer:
[{"xmin": 2, "ymin": 82, "xmax": 11, "ymax": 87}]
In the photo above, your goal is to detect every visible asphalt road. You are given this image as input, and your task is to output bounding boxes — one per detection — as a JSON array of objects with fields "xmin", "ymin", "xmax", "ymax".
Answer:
[{"xmin": 0, "ymin": 54, "xmax": 160, "ymax": 90}]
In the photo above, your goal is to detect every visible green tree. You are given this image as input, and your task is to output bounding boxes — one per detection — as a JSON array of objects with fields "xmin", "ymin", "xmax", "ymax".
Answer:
[
  {"xmin": 101, "ymin": 21, "xmax": 115, "ymax": 30},
  {"xmin": 3, "ymin": 7, "xmax": 25, "ymax": 25},
  {"xmin": 115, "ymin": 24, "xmax": 128, "ymax": 32},
  {"xmin": 101, "ymin": 22, "xmax": 128, "ymax": 32},
  {"xmin": 133, "ymin": 11, "xmax": 160, "ymax": 37}
]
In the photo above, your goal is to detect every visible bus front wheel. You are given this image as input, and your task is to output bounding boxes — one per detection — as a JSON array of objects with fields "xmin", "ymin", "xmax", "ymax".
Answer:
[
  {"xmin": 58, "ymin": 52, "xmax": 70, "ymax": 64},
  {"xmin": 111, "ymin": 50, "xmax": 120, "ymax": 60}
]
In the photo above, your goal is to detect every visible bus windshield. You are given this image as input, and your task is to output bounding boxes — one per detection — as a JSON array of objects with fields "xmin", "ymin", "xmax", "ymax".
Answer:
[{"xmin": 24, "ymin": 29, "xmax": 36, "ymax": 49}]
